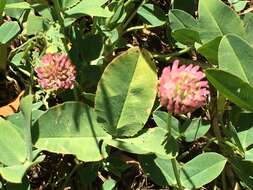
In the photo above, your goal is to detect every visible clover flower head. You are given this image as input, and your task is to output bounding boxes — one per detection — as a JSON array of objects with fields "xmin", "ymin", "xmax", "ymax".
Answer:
[
  {"xmin": 158, "ymin": 60, "xmax": 209, "ymax": 115},
  {"xmin": 35, "ymin": 53, "xmax": 76, "ymax": 90}
]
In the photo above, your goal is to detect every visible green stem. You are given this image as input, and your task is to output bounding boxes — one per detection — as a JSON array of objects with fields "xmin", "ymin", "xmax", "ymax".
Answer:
[
  {"xmin": 52, "ymin": 0, "xmax": 69, "ymax": 53},
  {"xmin": 0, "ymin": 18, "xmax": 7, "ymax": 73},
  {"xmin": 22, "ymin": 60, "xmax": 36, "ymax": 162},
  {"xmin": 177, "ymin": 151, "xmax": 189, "ymax": 161},
  {"xmin": 222, "ymin": 170, "xmax": 228, "ymax": 190},
  {"xmin": 210, "ymin": 88, "xmax": 227, "ymax": 190},
  {"xmin": 106, "ymin": 0, "xmax": 125, "ymax": 25},
  {"xmin": 124, "ymin": 0, "xmax": 135, "ymax": 7},
  {"xmin": 217, "ymin": 93, "xmax": 226, "ymax": 120},
  {"xmin": 174, "ymin": 58, "xmax": 213, "ymax": 69},
  {"xmin": 202, "ymin": 137, "xmax": 218, "ymax": 151},
  {"xmin": 210, "ymin": 87, "xmax": 222, "ymax": 139},
  {"xmin": 24, "ymin": 115, "xmax": 33, "ymax": 162},
  {"xmin": 0, "ymin": 44, "xmax": 7, "ymax": 72},
  {"xmin": 8, "ymin": 35, "xmax": 43, "ymax": 59},
  {"xmin": 124, "ymin": 24, "xmax": 165, "ymax": 34},
  {"xmin": 119, "ymin": 0, "xmax": 145, "ymax": 34},
  {"xmin": 170, "ymin": 0, "xmax": 175, "ymax": 9},
  {"xmin": 52, "ymin": 0, "xmax": 64, "ymax": 28},
  {"xmin": 21, "ymin": 95, "xmax": 33, "ymax": 162},
  {"xmin": 152, "ymin": 47, "xmax": 192, "ymax": 61},
  {"xmin": 171, "ymin": 158, "xmax": 184, "ymax": 190}
]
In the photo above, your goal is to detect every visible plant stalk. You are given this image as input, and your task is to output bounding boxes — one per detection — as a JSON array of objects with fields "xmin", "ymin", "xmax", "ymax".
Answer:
[
  {"xmin": 119, "ymin": 0, "xmax": 145, "ymax": 34},
  {"xmin": 210, "ymin": 87, "xmax": 227, "ymax": 190},
  {"xmin": 171, "ymin": 158, "xmax": 184, "ymax": 190},
  {"xmin": 52, "ymin": 0, "xmax": 69, "ymax": 53},
  {"xmin": 0, "ymin": 16, "xmax": 7, "ymax": 73},
  {"xmin": 124, "ymin": 24, "xmax": 165, "ymax": 34},
  {"xmin": 152, "ymin": 47, "xmax": 192, "ymax": 61},
  {"xmin": 0, "ymin": 44, "xmax": 7, "ymax": 72},
  {"xmin": 21, "ymin": 95, "xmax": 33, "ymax": 162},
  {"xmin": 52, "ymin": 0, "xmax": 64, "ymax": 28},
  {"xmin": 24, "ymin": 115, "xmax": 33, "ymax": 162}
]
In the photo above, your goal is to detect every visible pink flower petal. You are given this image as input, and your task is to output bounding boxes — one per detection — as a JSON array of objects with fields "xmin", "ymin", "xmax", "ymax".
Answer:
[
  {"xmin": 158, "ymin": 60, "xmax": 209, "ymax": 115},
  {"xmin": 34, "ymin": 53, "xmax": 76, "ymax": 90}
]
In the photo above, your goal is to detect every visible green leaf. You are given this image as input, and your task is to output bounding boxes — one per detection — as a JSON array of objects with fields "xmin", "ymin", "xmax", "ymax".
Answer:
[
  {"xmin": 245, "ymin": 149, "xmax": 253, "ymax": 161},
  {"xmin": 139, "ymin": 154, "xmax": 177, "ymax": 187},
  {"xmin": 153, "ymin": 111, "xmax": 170, "ymax": 131},
  {"xmin": 137, "ymin": 4, "xmax": 166, "ymax": 27},
  {"xmin": 206, "ymin": 69, "xmax": 253, "ymax": 112},
  {"xmin": 0, "ymin": 21, "xmax": 20, "ymax": 44},
  {"xmin": 196, "ymin": 36, "xmax": 221, "ymax": 65},
  {"xmin": 0, "ymin": 118, "xmax": 26, "ymax": 166},
  {"xmin": 33, "ymin": 102, "xmax": 110, "ymax": 162},
  {"xmin": 237, "ymin": 127, "xmax": 253, "ymax": 149},
  {"xmin": 226, "ymin": 122, "xmax": 244, "ymax": 154},
  {"xmin": 181, "ymin": 152, "xmax": 227, "ymax": 189},
  {"xmin": 219, "ymin": 34, "xmax": 253, "ymax": 84},
  {"xmin": 0, "ymin": 0, "xmax": 6, "ymax": 16},
  {"xmin": 243, "ymin": 13, "xmax": 253, "ymax": 46},
  {"xmin": 7, "ymin": 110, "xmax": 44, "ymax": 138},
  {"xmin": 4, "ymin": 0, "xmax": 25, "ymax": 19},
  {"xmin": 198, "ymin": 0, "xmax": 245, "ymax": 43},
  {"xmin": 4, "ymin": 2, "xmax": 30, "ymax": 9},
  {"xmin": 229, "ymin": 0, "xmax": 247, "ymax": 12},
  {"xmin": 168, "ymin": 9, "xmax": 201, "ymax": 45},
  {"xmin": 169, "ymin": 9, "xmax": 198, "ymax": 31},
  {"xmin": 183, "ymin": 118, "xmax": 211, "ymax": 142},
  {"xmin": 0, "ymin": 163, "xmax": 31, "ymax": 183},
  {"xmin": 106, "ymin": 1, "xmax": 126, "ymax": 28},
  {"xmin": 26, "ymin": 13, "xmax": 44, "ymax": 35},
  {"xmin": 168, "ymin": 9, "xmax": 200, "ymax": 46},
  {"xmin": 45, "ymin": 24, "xmax": 65, "ymax": 52},
  {"xmin": 0, "ymin": 155, "xmax": 44, "ymax": 183},
  {"xmin": 34, "ymin": 3, "xmax": 53, "ymax": 21},
  {"xmin": 61, "ymin": 0, "xmax": 79, "ymax": 9},
  {"xmin": 230, "ymin": 157, "xmax": 253, "ymax": 188},
  {"xmin": 105, "ymin": 127, "xmax": 178, "ymax": 159},
  {"xmin": 229, "ymin": 107, "xmax": 253, "ymax": 132},
  {"xmin": 65, "ymin": 0, "xmax": 112, "ymax": 17},
  {"xmin": 5, "ymin": 181, "xmax": 29, "ymax": 190},
  {"xmin": 102, "ymin": 178, "xmax": 116, "ymax": 190},
  {"xmin": 102, "ymin": 27, "xmax": 119, "ymax": 44},
  {"xmin": 95, "ymin": 48, "xmax": 157, "ymax": 137},
  {"xmin": 153, "ymin": 110, "xmax": 183, "ymax": 139},
  {"xmin": 172, "ymin": 28, "xmax": 200, "ymax": 45},
  {"xmin": 10, "ymin": 51, "xmax": 23, "ymax": 66}
]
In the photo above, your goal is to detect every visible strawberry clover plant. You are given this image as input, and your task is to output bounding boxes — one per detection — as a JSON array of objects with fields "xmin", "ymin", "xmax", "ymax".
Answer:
[{"xmin": 0, "ymin": 0, "xmax": 253, "ymax": 189}]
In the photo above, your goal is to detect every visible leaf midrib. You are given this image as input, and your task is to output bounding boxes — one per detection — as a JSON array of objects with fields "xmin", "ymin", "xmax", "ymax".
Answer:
[
  {"xmin": 181, "ymin": 159, "xmax": 226, "ymax": 186},
  {"xmin": 221, "ymin": 37, "xmax": 249, "ymax": 83},
  {"xmin": 201, "ymin": 2, "xmax": 223, "ymax": 35},
  {"xmin": 114, "ymin": 53, "xmax": 140, "ymax": 130}
]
